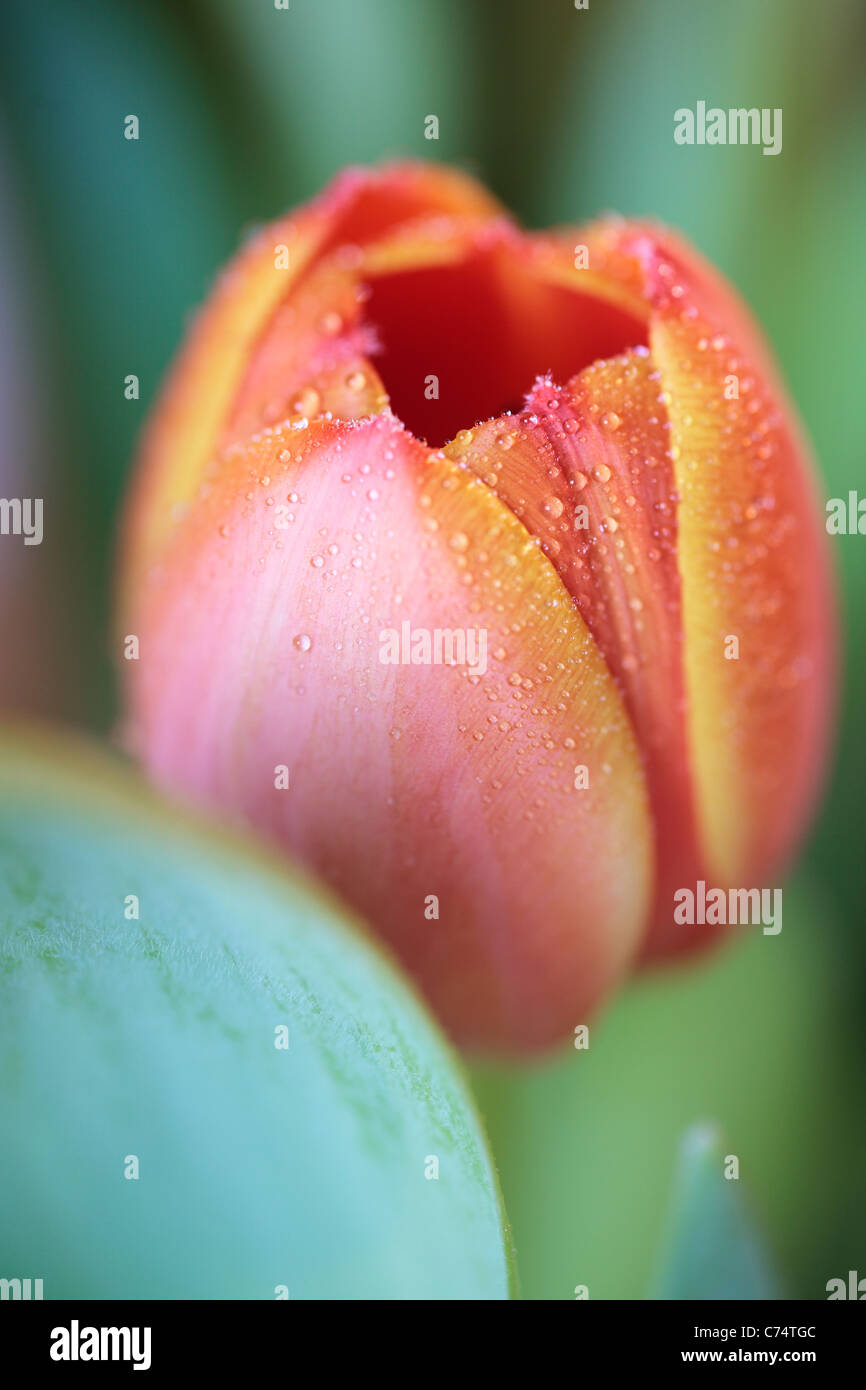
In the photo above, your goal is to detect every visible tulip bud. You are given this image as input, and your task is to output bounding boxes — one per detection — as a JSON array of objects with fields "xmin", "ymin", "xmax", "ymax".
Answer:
[{"xmin": 119, "ymin": 162, "xmax": 835, "ymax": 1053}]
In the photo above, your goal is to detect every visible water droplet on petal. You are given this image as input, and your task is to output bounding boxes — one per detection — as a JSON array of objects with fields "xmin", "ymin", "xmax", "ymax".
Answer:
[
  {"xmin": 542, "ymin": 495, "xmax": 564, "ymax": 518},
  {"xmin": 291, "ymin": 387, "xmax": 320, "ymax": 417}
]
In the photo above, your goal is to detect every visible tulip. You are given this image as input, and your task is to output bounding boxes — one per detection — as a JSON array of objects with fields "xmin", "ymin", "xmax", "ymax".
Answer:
[{"xmin": 119, "ymin": 162, "xmax": 835, "ymax": 1053}]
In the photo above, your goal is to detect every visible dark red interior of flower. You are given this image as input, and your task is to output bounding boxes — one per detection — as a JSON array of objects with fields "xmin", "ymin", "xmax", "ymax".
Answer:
[{"xmin": 364, "ymin": 246, "xmax": 649, "ymax": 446}]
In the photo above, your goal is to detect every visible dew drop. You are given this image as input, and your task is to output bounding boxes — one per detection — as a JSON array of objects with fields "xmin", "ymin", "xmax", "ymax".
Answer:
[{"xmin": 291, "ymin": 387, "xmax": 320, "ymax": 417}]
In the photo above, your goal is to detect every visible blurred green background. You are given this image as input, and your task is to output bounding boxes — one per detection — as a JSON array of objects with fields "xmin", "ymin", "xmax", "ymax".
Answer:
[{"xmin": 1, "ymin": 0, "xmax": 864, "ymax": 1298}]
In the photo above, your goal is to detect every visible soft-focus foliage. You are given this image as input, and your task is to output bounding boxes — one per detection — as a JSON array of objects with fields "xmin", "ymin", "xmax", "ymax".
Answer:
[
  {"xmin": 0, "ymin": 728, "xmax": 511, "ymax": 1299},
  {"xmin": 650, "ymin": 1126, "xmax": 780, "ymax": 1301}
]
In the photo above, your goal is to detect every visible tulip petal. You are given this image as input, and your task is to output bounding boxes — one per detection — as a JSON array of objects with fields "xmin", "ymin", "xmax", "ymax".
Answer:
[
  {"xmin": 650, "ymin": 305, "xmax": 835, "ymax": 896},
  {"xmin": 520, "ymin": 220, "xmax": 835, "ymax": 949},
  {"xmin": 445, "ymin": 354, "xmax": 703, "ymax": 954},
  {"xmin": 122, "ymin": 162, "xmax": 502, "ymax": 592},
  {"xmin": 216, "ymin": 259, "xmax": 388, "ymax": 449},
  {"xmin": 128, "ymin": 415, "xmax": 652, "ymax": 1052},
  {"xmin": 608, "ymin": 224, "xmax": 834, "ymax": 899}
]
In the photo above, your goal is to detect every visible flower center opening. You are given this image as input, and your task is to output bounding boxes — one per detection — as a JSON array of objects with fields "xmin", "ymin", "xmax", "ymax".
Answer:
[{"xmin": 363, "ymin": 243, "xmax": 649, "ymax": 447}]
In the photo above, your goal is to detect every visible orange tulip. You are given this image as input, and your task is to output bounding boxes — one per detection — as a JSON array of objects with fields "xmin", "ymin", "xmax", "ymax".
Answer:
[{"xmin": 119, "ymin": 162, "xmax": 835, "ymax": 1052}]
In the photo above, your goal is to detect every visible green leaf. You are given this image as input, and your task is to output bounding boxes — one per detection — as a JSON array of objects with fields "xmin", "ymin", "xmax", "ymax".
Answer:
[
  {"xmin": 0, "ymin": 726, "xmax": 512, "ymax": 1299},
  {"xmin": 650, "ymin": 1124, "xmax": 780, "ymax": 1300}
]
